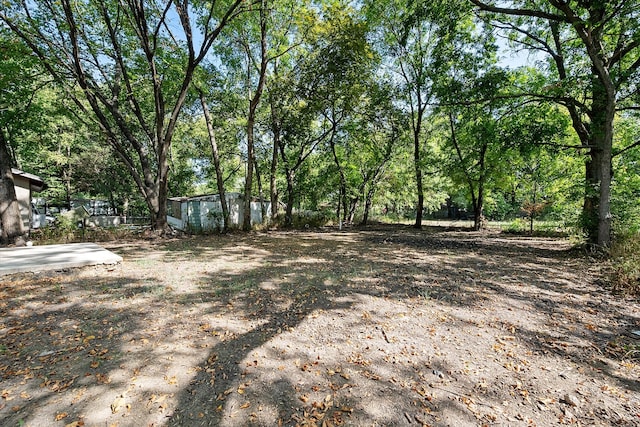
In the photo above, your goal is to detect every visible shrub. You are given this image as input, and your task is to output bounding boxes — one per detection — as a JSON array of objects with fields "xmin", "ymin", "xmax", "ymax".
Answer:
[
  {"xmin": 33, "ymin": 214, "xmax": 79, "ymax": 243},
  {"xmin": 610, "ymin": 232, "xmax": 640, "ymax": 296},
  {"xmin": 271, "ymin": 210, "xmax": 332, "ymax": 229},
  {"xmin": 32, "ymin": 219, "xmax": 143, "ymax": 244},
  {"xmin": 504, "ymin": 218, "xmax": 527, "ymax": 234}
]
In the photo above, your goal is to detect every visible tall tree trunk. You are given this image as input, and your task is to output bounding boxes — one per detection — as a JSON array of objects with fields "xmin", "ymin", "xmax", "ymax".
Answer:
[
  {"xmin": 361, "ymin": 185, "xmax": 375, "ymax": 226},
  {"xmin": 253, "ymin": 157, "xmax": 267, "ymax": 222},
  {"xmin": 414, "ymin": 128, "xmax": 424, "ymax": 229},
  {"xmin": 449, "ymin": 112, "xmax": 485, "ymax": 231},
  {"xmin": 64, "ymin": 145, "xmax": 72, "ymax": 209},
  {"xmin": 583, "ymin": 75, "xmax": 614, "ymax": 247},
  {"xmin": 149, "ymin": 176, "xmax": 169, "ymax": 231},
  {"xmin": 474, "ymin": 180, "xmax": 484, "ymax": 231},
  {"xmin": 243, "ymin": 122, "xmax": 256, "ymax": 230},
  {"xmin": 243, "ymin": 0, "xmax": 268, "ymax": 231},
  {"xmin": 329, "ymin": 130, "xmax": 347, "ymax": 226},
  {"xmin": 473, "ymin": 144, "xmax": 487, "ymax": 231},
  {"xmin": 0, "ymin": 130, "xmax": 25, "ymax": 245},
  {"xmin": 396, "ymin": 39, "xmax": 427, "ymax": 230},
  {"xmin": 269, "ymin": 96, "xmax": 280, "ymax": 221},
  {"xmin": 529, "ymin": 181, "xmax": 538, "ymax": 234},
  {"xmin": 277, "ymin": 136, "xmax": 297, "ymax": 228},
  {"xmin": 284, "ymin": 168, "xmax": 295, "ymax": 227},
  {"xmin": 200, "ymin": 91, "xmax": 229, "ymax": 231},
  {"xmin": 268, "ymin": 68, "xmax": 282, "ymax": 222}
]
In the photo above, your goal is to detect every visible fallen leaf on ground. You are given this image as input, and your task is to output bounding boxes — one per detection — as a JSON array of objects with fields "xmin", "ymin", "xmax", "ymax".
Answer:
[{"xmin": 111, "ymin": 396, "xmax": 126, "ymax": 414}]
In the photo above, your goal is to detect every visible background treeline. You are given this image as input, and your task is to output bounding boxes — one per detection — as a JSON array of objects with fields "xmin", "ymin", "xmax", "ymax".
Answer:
[{"xmin": 1, "ymin": 0, "xmax": 638, "ymax": 250}]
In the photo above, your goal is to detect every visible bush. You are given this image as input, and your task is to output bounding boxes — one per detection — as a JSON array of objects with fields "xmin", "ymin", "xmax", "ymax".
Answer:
[
  {"xmin": 33, "ymin": 214, "xmax": 79, "ymax": 243},
  {"xmin": 32, "ymin": 219, "xmax": 143, "ymax": 244},
  {"xmin": 272, "ymin": 210, "xmax": 332, "ymax": 229},
  {"xmin": 504, "ymin": 218, "xmax": 527, "ymax": 234},
  {"xmin": 610, "ymin": 232, "xmax": 640, "ymax": 296}
]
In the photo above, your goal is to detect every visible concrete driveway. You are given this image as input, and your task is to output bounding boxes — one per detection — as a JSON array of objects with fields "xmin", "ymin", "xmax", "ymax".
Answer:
[{"xmin": 0, "ymin": 243, "xmax": 122, "ymax": 276}]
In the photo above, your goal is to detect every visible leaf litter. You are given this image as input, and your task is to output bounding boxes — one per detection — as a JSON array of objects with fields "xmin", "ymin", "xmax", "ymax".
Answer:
[{"xmin": 0, "ymin": 225, "xmax": 638, "ymax": 426}]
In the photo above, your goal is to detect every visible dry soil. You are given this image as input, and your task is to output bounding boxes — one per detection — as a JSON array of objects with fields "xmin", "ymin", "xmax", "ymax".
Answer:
[{"xmin": 1, "ymin": 225, "xmax": 639, "ymax": 426}]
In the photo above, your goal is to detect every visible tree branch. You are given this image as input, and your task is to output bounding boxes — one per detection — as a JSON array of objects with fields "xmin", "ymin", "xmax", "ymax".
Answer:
[
  {"xmin": 613, "ymin": 139, "xmax": 640, "ymax": 158},
  {"xmin": 469, "ymin": 0, "xmax": 569, "ymax": 23}
]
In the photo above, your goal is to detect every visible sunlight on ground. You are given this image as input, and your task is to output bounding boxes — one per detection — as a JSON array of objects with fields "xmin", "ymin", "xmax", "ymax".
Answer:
[{"xmin": 0, "ymin": 229, "xmax": 638, "ymax": 426}]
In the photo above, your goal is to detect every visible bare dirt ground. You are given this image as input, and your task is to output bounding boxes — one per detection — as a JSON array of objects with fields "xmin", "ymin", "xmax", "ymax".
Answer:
[{"xmin": 1, "ymin": 225, "xmax": 639, "ymax": 427}]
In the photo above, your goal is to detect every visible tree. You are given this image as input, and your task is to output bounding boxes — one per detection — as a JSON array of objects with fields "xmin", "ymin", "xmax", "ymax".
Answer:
[
  {"xmin": 273, "ymin": 84, "xmax": 332, "ymax": 227},
  {"xmin": 447, "ymin": 109, "xmax": 494, "ymax": 230},
  {"xmin": 241, "ymin": 0, "xmax": 271, "ymax": 230},
  {"xmin": 500, "ymin": 103, "xmax": 579, "ymax": 232},
  {"xmin": 330, "ymin": 82, "xmax": 403, "ymax": 226},
  {"xmin": 263, "ymin": 0, "xmax": 313, "ymax": 222},
  {"xmin": 0, "ymin": 133, "xmax": 25, "ymax": 244},
  {"xmin": 299, "ymin": 3, "xmax": 376, "ymax": 226},
  {"xmin": 260, "ymin": 2, "xmax": 374, "ymax": 227},
  {"xmin": 0, "ymin": 29, "xmax": 43, "ymax": 244},
  {"xmin": 611, "ymin": 113, "xmax": 640, "ymax": 234},
  {"xmin": 470, "ymin": 0, "xmax": 640, "ymax": 246},
  {"xmin": 1, "ymin": 0, "xmax": 247, "ymax": 232},
  {"xmin": 211, "ymin": 0, "xmax": 308, "ymax": 229},
  {"xmin": 366, "ymin": 0, "xmax": 484, "ymax": 228},
  {"xmin": 441, "ymin": 62, "xmax": 571, "ymax": 230},
  {"xmin": 197, "ymin": 91, "xmax": 231, "ymax": 231}
]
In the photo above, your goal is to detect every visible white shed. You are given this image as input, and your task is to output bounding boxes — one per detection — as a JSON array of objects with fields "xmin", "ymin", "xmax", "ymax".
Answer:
[{"xmin": 167, "ymin": 192, "xmax": 271, "ymax": 232}]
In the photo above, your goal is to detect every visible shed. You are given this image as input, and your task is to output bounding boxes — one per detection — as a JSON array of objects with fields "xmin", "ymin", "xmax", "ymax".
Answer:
[
  {"xmin": 167, "ymin": 192, "xmax": 271, "ymax": 232},
  {"xmin": 10, "ymin": 168, "xmax": 46, "ymax": 229}
]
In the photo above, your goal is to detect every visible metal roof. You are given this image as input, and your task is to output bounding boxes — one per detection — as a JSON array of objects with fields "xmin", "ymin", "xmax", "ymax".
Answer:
[{"xmin": 11, "ymin": 168, "xmax": 46, "ymax": 192}]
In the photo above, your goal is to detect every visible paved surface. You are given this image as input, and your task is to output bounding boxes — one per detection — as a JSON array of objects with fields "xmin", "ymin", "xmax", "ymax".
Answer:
[{"xmin": 0, "ymin": 243, "xmax": 122, "ymax": 276}]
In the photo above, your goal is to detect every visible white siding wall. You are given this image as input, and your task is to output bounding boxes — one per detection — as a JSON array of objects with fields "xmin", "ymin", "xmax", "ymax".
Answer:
[
  {"xmin": 199, "ymin": 201, "xmax": 223, "ymax": 231},
  {"xmin": 167, "ymin": 196, "xmax": 271, "ymax": 232},
  {"xmin": 167, "ymin": 215, "xmax": 183, "ymax": 230}
]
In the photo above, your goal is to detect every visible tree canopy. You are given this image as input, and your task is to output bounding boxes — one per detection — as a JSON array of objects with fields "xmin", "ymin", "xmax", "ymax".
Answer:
[{"xmin": 1, "ymin": 0, "xmax": 639, "ymax": 246}]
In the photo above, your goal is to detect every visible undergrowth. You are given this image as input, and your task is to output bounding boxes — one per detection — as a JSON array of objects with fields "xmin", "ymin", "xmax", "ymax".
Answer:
[
  {"xmin": 610, "ymin": 232, "xmax": 640, "ymax": 296},
  {"xmin": 271, "ymin": 210, "xmax": 332, "ymax": 229},
  {"xmin": 31, "ymin": 223, "xmax": 145, "ymax": 245}
]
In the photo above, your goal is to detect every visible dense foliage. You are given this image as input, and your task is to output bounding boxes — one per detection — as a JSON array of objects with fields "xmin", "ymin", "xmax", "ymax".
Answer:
[{"xmin": 1, "ymin": 0, "xmax": 638, "ymax": 246}]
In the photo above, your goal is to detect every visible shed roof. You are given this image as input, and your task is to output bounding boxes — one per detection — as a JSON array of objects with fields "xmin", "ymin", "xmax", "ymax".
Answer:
[{"xmin": 11, "ymin": 168, "xmax": 46, "ymax": 192}]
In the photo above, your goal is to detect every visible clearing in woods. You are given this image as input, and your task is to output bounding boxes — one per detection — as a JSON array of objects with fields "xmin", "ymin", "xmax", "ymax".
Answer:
[{"xmin": 0, "ymin": 224, "xmax": 639, "ymax": 426}]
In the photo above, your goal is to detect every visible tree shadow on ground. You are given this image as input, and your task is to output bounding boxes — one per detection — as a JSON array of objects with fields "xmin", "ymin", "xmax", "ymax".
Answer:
[
  {"xmin": 163, "ymin": 228, "xmax": 638, "ymax": 425},
  {"xmin": 0, "ymin": 274, "xmax": 174, "ymax": 426},
  {"xmin": 1, "ymin": 226, "xmax": 638, "ymax": 426}
]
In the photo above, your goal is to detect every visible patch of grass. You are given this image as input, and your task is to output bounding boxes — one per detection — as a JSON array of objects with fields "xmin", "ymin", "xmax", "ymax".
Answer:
[
  {"xmin": 610, "ymin": 232, "xmax": 640, "ymax": 295},
  {"xmin": 623, "ymin": 343, "xmax": 640, "ymax": 361},
  {"xmin": 271, "ymin": 210, "xmax": 333, "ymax": 229},
  {"xmin": 606, "ymin": 336, "xmax": 640, "ymax": 362},
  {"xmin": 503, "ymin": 218, "xmax": 528, "ymax": 234},
  {"xmin": 499, "ymin": 219, "xmax": 571, "ymax": 237},
  {"xmin": 32, "ymin": 223, "xmax": 145, "ymax": 245},
  {"xmin": 212, "ymin": 278, "xmax": 258, "ymax": 296},
  {"xmin": 418, "ymin": 288, "xmax": 432, "ymax": 302}
]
